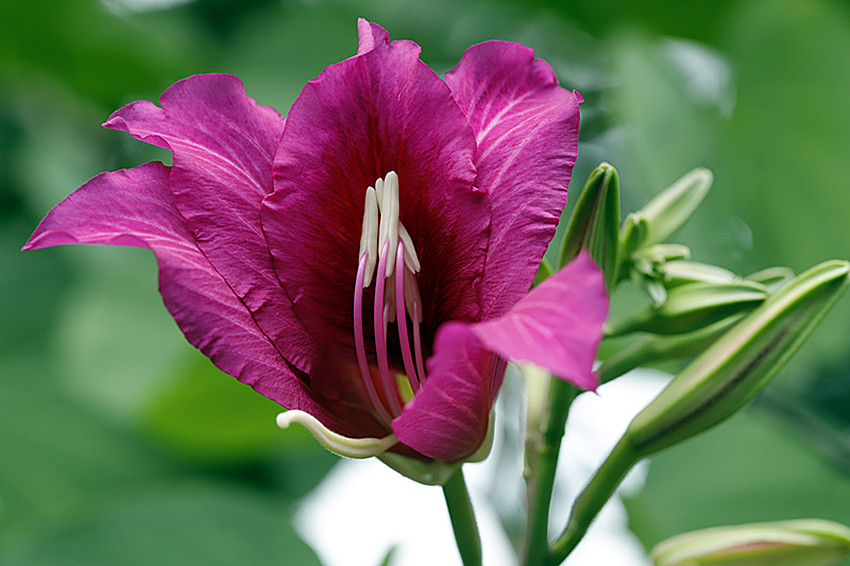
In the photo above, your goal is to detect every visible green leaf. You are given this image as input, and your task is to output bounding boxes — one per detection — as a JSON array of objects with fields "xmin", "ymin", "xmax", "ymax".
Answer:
[
  {"xmin": 1, "ymin": 482, "xmax": 321, "ymax": 566},
  {"xmin": 0, "ymin": 378, "xmax": 166, "ymax": 537},
  {"xmin": 141, "ymin": 352, "xmax": 286, "ymax": 463}
]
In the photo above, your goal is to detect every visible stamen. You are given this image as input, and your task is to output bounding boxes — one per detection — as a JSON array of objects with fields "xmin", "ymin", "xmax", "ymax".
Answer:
[
  {"xmin": 374, "ymin": 241, "xmax": 403, "ymax": 417},
  {"xmin": 374, "ymin": 172, "xmax": 420, "ymax": 274},
  {"xmin": 395, "ymin": 241, "xmax": 421, "ymax": 392},
  {"xmin": 354, "ymin": 253, "xmax": 392, "ymax": 425},
  {"xmin": 412, "ymin": 297, "xmax": 427, "ymax": 384},
  {"xmin": 404, "ymin": 268, "xmax": 423, "ymax": 324},
  {"xmin": 358, "ymin": 187, "xmax": 379, "ymax": 288},
  {"xmin": 399, "ymin": 224, "xmax": 421, "ymax": 273},
  {"xmin": 384, "ymin": 279, "xmax": 397, "ymax": 323},
  {"xmin": 356, "ymin": 172, "xmax": 429, "ymax": 422},
  {"xmin": 378, "ymin": 172, "xmax": 400, "ymax": 277}
]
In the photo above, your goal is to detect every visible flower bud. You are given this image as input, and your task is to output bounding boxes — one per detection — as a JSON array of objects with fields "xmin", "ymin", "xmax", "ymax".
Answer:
[
  {"xmin": 598, "ymin": 315, "xmax": 743, "ymax": 383},
  {"xmin": 620, "ymin": 168, "xmax": 713, "ymax": 256},
  {"xmin": 661, "ymin": 260, "xmax": 739, "ymax": 287},
  {"xmin": 627, "ymin": 260, "xmax": 850, "ymax": 456},
  {"xmin": 651, "ymin": 519, "xmax": 850, "ymax": 566},
  {"xmin": 630, "ymin": 244, "xmax": 693, "ymax": 306},
  {"xmin": 605, "ymin": 280, "xmax": 767, "ymax": 337},
  {"xmin": 552, "ymin": 261, "xmax": 849, "ymax": 563},
  {"xmin": 560, "ymin": 162, "xmax": 621, "ymax": 289},
  {"xmin": 747, "ymin": 266, "xmax": 795, "ymax": 292}
]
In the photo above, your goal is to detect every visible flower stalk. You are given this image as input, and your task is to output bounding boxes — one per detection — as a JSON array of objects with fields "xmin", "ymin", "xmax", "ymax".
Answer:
[
  {"xmin": 521, "ymin": 365, "xmax": 579, "ymax": 566},
  {"xmin": 522, "ymin": 163, "xmax": 620, "ymax": 565},
  {"xmin": 442, "ymin": 469, "xmax": 482, "ymax": 566}
]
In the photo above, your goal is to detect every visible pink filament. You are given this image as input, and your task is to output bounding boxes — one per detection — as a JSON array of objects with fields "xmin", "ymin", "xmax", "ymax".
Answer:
[
  {"xmin": 394, "ymin": 242, "xmax": 420, "ymax": 393},
  {"xmin": 353, "ymin": 253, "xmax": 392, "ymax": 425},
  {"xmin": 374, "ymin": 242, "xmax": 403, "ymax": 417},
  {"xmin": 412, "ymin": 300, "xmax": 427, "ymax": 387}
]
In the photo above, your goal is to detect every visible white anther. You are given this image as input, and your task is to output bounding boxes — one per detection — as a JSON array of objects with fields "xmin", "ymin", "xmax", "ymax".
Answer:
[
  {"xmin": 378, "ymin": 171, "xmax": 400, "ymax": 277},
  {"xmin": 359, "ymin": 187, "xmax": 379, "ymax": 288},
  {"xmin": 375, "ymin": 173, "xmax": 419, "ymax": 274},
  {"xmin": 374, "ymin": 176, "xmax": 384, "ymax": 203},
  {"xmin": 398, "ymin": 224, "xmax": 421, "ymax": 273}
]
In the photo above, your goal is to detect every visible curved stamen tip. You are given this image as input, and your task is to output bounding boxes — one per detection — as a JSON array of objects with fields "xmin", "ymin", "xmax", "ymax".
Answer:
[
  {"xmin": 276, "ymin": 410, "xmax": 398, "ymax": 459},
  {"xmin": 372, "ymin": 172, "xmax": 419, "ymax": 274},
  {"xmin": 359, "ymin": 187, "xmax": 379, "ymax": 288},
  {"xmin": 378, "ymin": 171, "xmax": 400, "ymax": 276}
]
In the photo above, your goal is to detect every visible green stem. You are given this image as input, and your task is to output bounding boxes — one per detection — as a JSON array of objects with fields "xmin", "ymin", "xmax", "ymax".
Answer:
[
  {"xmin": 442, "ymin": 468, "xmax": 482, "ymax": 566},
  {"xmin": 521, "ymin": 376, "xmax": 578, "ymax": 566},
  {"xmin": 547, "ymin": 437, "xmax": 638, "ymax": 565}
]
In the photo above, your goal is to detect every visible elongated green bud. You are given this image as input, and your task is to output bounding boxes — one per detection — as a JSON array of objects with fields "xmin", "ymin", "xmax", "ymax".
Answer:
[
  {"xmin": 651, "ymin": 519, "xmax": 850, "ymax": 566},
  {"xmin": 631, "ymin": 244, "xmax": 693, "ymax": 305},
  {"xmin": 632, "ymin": 244, "xmax": 692, "ymax": 276},
  {"xmin": 662, "ymin": 260, "xmax": 739, "ymax": 287},
  {"xmin": 605, "ymin": 280, "xmax": 767, "ymax": 337},
  {"xmin": 549, "ymin": 261, "xmax": 850, "ymax": 565},
  {"xmin": 747, "ymin": 266, "xmax": 795, "ymax": 292},
  {"xmin": 560, "ymin": 162, "xmax": 621, "ymax": 288},
  {"xmin": 627, "ymin": 260, "xmax": 849, "ymax": 455},
  {"xmin": 621, "ymin": 168, "xmax": 713, "ymax": 256},
  {"xmin": 597, "ymin": 315, "xmax": 743, "ymax": 383}
]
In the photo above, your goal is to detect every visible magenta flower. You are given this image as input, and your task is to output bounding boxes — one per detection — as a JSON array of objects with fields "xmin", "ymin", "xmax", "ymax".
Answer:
[{"xmin": 25, "ymin": 20, "xmax": 607, "ymax": 462}]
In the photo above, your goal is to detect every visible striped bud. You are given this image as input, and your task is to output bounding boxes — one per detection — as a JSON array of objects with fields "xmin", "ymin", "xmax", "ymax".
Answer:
[{"xmin": 651, "ymin": 519, "xmax": 850, "ymax": 566}]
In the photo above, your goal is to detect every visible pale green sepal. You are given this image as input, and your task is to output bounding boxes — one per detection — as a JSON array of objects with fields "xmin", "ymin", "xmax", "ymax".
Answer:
[
  {"xmin": 651, "ymin": 519, "xmax": 850, "ymax": 566},
  {"xmin": 747, "ymin": 266, "xmax": 795, "ymax": 292},
  {"xmin": 621, "ymin": 167, "xmax": 713, "ymax": 256},
  {"xmin": 559, "ymin": 162, "xmax": 621, "ymax": 288},
  {"xmin": 662, "ymin": 260, "xmax": 739, "ymax": 287},
  {"xmin": 627, "ymin": 260, "xmax": 850, "ymax": 456},
  {"xmin": 276, "ymin": 410, "xmax": 398, "ymax": 459},
  {"xmin": 605, "ymin": 280, "xmax": 767, "ymax": 337},
  {"xmin": 377, "ymin": 412, "xmax": 494, "ymax": 485},
  {"xmin": 378, "ymin": 452, "xmax": 460, "ymax": 485}
]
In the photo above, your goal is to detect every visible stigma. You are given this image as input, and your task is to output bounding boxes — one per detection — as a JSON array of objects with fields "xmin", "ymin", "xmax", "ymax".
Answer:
[{"xmin": 353, "ymin": 172, "xmax": 426, "ymax": 427}]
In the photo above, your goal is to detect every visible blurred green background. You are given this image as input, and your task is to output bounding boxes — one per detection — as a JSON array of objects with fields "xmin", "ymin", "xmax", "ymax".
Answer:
[{"xmin": 2, "ymin": 0, "xmax": 850, "ymax": 564}]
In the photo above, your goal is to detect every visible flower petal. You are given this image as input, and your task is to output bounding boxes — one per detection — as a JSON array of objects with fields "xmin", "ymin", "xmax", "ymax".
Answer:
[
  {"xmin": 23, "ymin": 162, "xmax": 332, "ymax": 420},
  {"xmin": 392, "ymin": 321, "xmax": 506, "ymax": 461},
  {"xmin": 393, "ymin": 252, "xmax": 606, "ymax": 460},
  {"xmin": 471, "ymin": 251, "xmax": 608, "ymax": 391},
  {"xmin": 356, "ymin": 18, "xmax": 390, "ymax": 55},
  {"xmin": 446, "ymin": 41, "xmax": 582, "ymax": 319},
  {"xmin": 261, "ymin": 22, "xmax": 488, "ymax": 357},
  {"xmin": 103, "ymin": 74, "xmax": 316, "ymax": 373}
]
